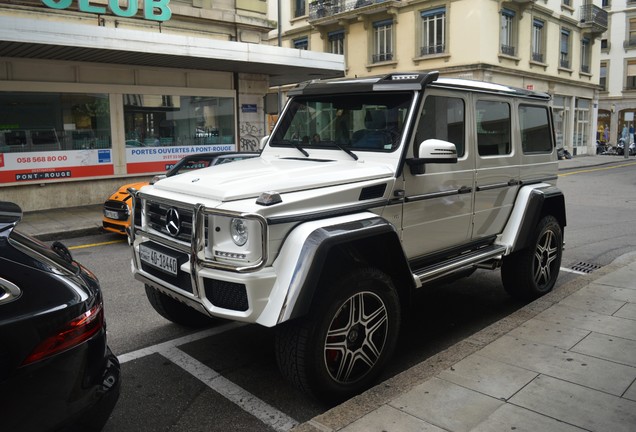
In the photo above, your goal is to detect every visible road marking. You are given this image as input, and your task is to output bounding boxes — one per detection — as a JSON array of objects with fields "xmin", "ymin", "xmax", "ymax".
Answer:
[
  {"xmin": 559, "ymin": 161, "xmax": 636, "ymax": 177},
  {"xmin": 68, "ymin": 239, "xmax": 126, "ymax": 250},
  {"xmin": 560, "ymin": 266, "xmax": 587, "ymax": 275},
  {"xmin": 117, "ymin": 322, "xmax": 298, "ymax": 431},
  {"xmin": 162, "ymin": 347, "xmax": 298, "ymax": 432},
  {"xmin": 117, "ymin": 321, "xmax": 245, "ymax": 364}
]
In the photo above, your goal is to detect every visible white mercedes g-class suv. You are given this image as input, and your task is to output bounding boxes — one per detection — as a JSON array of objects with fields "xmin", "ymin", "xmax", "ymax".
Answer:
[{"xmin": 129, "ymin": 72, "xmax": 566, "ymax": 402}]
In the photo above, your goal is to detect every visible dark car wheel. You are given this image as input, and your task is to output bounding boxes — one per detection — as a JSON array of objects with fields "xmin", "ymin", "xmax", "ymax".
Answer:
[
  {"xmin": 145, "ymin": 284, "xmax": 215, "ymax": 327},
  {"xmin": 275, "ymin": 267, "xmax": 400, "ymax": 404},
  {"xmin": 502, "ymin": 215, "xmax": 563, "ymax": 301}
]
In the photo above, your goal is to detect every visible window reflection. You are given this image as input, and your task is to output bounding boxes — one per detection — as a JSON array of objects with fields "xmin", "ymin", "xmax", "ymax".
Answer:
[{"xmin": 123, "ymin": 94, "xmax": 235, "ymax": 148}]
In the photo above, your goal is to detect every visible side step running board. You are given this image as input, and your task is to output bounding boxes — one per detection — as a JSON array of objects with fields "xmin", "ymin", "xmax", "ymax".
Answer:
[{"xmin": 413, "ymin": 245, "xmax": 507, "ymax": 287}]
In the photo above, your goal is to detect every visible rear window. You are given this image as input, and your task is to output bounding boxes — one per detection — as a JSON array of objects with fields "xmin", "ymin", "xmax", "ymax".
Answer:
[
  {"xmin": 519, "ymin": 105, "xmax": 553, "ymax": 153},
  {"xmin": 9, "ymin": 230, "xmax": 80, "ymax": 274}
]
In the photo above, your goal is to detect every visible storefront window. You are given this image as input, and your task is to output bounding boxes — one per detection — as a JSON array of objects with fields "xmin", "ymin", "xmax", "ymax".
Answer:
[
  {"xmin": 124, "ymin": 94, "xmax": 236, "ymax": 173},
  {"xmin": 0, "ymin": 92, "xmax": 113, "ymax": 183},
  {"xmin": 552, "ymin": 95, "xmax": 570, "ymax": 149}
]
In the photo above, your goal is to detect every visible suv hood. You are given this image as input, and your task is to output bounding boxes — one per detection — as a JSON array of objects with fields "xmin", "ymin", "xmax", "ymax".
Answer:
[{"xmin": 150, "ymin": 156, "xmax": 394, "ymax": 202}]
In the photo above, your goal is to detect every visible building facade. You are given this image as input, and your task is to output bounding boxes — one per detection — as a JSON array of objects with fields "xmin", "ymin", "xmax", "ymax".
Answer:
[
  {"xmin": 0, "ymin": 0, "xmax": 344, "ymax": 211},
  {"xmin": 598, "ymin": 0, "xmax": 636, "ymax": 146},
  {"xmin": 270, "ymin": 0, "xmax": 607, "ymax": 156}
]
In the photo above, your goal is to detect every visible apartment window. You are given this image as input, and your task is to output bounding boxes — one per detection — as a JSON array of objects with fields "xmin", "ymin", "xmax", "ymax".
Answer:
[
  {"xmin": 532, "ymin": 19, "xmax": 545, "ymax": 63},
  {"xmin": 372, "ymin": 19, "xmax": 393, "ymax": 63},
  {"xmin": 500, "ymin": 9, "xmax": 516, "ymax": 56},
  {"xmin": 294, "ymin": 0, "xmax": 306, "ymax": 18},
  {"xmin": 562, "ymin": 0, "xmax": 571, "ymax": 6},
  {"xmin": 602, "ymin": 0, "xmax": 610, "ymax": 7},
  {"xmin": 627, "ymin": 60, "xmax": 636, "ymax": 89},
  {"xmin": 629, "ymin": 18, "xmax": 636, "ymax": 47},
  {"xmin": 601, "ymin": 38, "xmax": 609, "ymax": 51},
  {"xmin": 600, "ymin": 61, "xmax": 608, "ymax": 91},
  {"xmin": 581, "ymin": 38, "xmax": 591, "ymax": 73},
  {"xmin": 294, "ymin": 36, "xmax": 308, "ymax": 50},
  {"xmin": 420, "ymin": 7, "xmax": 446, "ymax": 56},
  {"xmin": 328, "ymin": 30, "xmax": 345, "ymax": 55},
  {"xmin": 560, "ymin": 29, "xmax": 571, "ymax": 69}
]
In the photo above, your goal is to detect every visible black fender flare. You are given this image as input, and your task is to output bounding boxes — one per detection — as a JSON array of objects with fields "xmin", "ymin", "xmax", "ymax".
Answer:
[{"xmin": 280, "ymin": 216, "xmax": 414, "ymax": 322}]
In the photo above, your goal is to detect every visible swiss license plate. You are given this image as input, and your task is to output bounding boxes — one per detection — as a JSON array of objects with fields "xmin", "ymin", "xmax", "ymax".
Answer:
[
  {"xmin": 139, "ymin": 244, "xmax": 178, "ymax": 276},
  {"xmin": 103, "ymin": 209, "xmax": 121, "ymax": 219}
]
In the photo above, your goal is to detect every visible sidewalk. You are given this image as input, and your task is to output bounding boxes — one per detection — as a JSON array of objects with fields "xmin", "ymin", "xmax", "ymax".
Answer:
[
  {"xmin": 294, "ymin": 252, "xmax": 636, "ymax": 432},
  {"xmin": 13, "ymin": 153, "xmax": 636, "ymax": 432}
]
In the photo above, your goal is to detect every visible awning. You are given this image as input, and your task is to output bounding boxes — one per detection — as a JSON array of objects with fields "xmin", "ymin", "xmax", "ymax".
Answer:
[{"xmin": 0, "ymin": 16, "xmax": 345, "ymax": 86}]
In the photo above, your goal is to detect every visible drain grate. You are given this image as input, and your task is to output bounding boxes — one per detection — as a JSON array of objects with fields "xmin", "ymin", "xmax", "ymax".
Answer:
[{"xmin": 570, "ymin": 262, "xmax": 602, "ymax": 274}]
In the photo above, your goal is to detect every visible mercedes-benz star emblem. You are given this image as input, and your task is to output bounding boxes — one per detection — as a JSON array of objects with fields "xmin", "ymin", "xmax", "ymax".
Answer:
[{"xmin": 165, "ymin": 207, "xmax": 181, "ymax": 237}]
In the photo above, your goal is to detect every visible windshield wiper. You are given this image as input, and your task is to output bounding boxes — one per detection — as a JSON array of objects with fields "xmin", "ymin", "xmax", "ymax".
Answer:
[
  {"xmin": 333, "ymin": 142, "xmax": 358, "ymax": 161},
  {"xmin": 291, "ymin": 141, "xmax": 309, "ymax": 157}
]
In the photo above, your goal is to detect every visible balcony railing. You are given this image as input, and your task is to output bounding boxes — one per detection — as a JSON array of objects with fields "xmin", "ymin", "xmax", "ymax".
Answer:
[
  {"xmin": 560, "ymin": 58, "xmax": 570, "ymax": 69},
  {"xmin": 501, "ymin": 45, "xmax": 516, "ymax": 56},
  {"xmin": 624, "ymin": 37, "xmax": 636, "ymax": 49},
  {"xmin": 372, "ymin": 53, "xmax": 393, "ymax": 63},
  {"xmin": 532, "ymin": 52, "xmax": 544, "ymax": 63},
  {"xmin": 420, "ymin": 44, "xmax": 445, "ymax": 56},
  {"xmin": 580, "ymin": 4, "xmax": 608, "ymax": 34},
  {"xmin": 308, "ymin": 0, "xmax": 397, "ymax": 21},
  {"xmin": 581, "ymin": 64, "xmax": 590, "ymax": 74}
]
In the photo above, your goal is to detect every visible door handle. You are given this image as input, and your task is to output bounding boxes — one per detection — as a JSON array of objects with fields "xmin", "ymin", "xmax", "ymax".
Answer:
[
  {"xmin": 458, "ymin": 186, "xmax": 472, "ymax": 194},
  {"xmin": 508, "ymin": 179, "xmax": 521, "ymax": 186}
]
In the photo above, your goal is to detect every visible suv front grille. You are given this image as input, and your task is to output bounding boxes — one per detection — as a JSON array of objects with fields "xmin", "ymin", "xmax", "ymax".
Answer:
[{"xmin": 146, "ymin": 201, "xmax": 194, "ymax": 243}]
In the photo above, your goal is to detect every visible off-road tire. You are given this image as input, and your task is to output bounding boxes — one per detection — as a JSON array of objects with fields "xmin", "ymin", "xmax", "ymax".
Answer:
[
  {"xmin": 501, "ymin": 215, "xmax": 563, "ymax": 301},
  {"xmin": 145, "ymin": 284, "xmax": 215, "ymax": 327},
  {"xmin": 274, "ymin": 267, "xmax": 400, "ymax": 404}
]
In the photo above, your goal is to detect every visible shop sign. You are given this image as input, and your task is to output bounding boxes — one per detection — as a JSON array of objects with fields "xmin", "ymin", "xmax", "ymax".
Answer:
[
  {"xmin": 125, "ymin": 144, "xmax": 237, "ymax": 174},
  {"xmin": 0, "ymin": 149, "xmax": 114, "ymax": 183},
  {"xmin": 41, "ymin": 0, "xmax": 172, "ymax": 22}
]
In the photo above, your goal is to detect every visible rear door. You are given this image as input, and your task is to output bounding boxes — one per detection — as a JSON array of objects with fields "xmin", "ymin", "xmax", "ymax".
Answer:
[{"xmin": 472, "ymin": 97, "xmax": 520, "ymax": 240}]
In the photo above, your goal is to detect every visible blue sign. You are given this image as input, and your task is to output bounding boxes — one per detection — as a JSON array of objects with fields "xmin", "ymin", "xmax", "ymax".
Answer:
[
  {"xmin": 241, "ymin": 104, "xmax": 257, "ymax": 113},
  {"xmin": 98, "ymin": 150, "xmax": 112, "ymax": 163}
]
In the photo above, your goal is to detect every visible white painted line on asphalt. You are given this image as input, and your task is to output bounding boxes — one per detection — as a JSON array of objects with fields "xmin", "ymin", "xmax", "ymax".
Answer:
[
  {"xmin": 560, "ymin": 266, "xmax": 587, "ymax": 275},
  {"xmin": 117, "ymin": 321, "xmax": 246, "ymax": 364},
  {"xmin": 161, "ymin": 346, "xmax": 299, "ymax": 432}
]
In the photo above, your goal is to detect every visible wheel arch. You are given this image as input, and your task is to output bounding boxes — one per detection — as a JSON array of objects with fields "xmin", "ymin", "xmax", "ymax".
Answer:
[
  {"xmin": 501, "ymin": 185, "xmax": 567, "ymax": 254},
  {"xmin": 276, "ymin": 216, "xmax": 414, "ymax": 324}
]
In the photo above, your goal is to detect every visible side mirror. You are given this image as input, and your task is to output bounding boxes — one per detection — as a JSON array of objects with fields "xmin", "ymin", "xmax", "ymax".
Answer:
[
  {"xmin": 406, "ymin": 139, "xmax": 458, "ymax": 175},
  {"xmin": 259, "ymin": 135, "xmax": 269, "ymax": 150}
]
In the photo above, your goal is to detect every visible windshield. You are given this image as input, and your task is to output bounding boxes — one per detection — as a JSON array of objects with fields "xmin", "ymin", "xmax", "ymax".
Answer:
[{"xmin": 270, "ymin": 92, "xmax": 413, "ymax": 153}]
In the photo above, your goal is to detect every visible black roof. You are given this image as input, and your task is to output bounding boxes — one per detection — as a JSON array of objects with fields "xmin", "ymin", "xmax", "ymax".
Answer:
[{"xmin": 288, "ymin": 71, "xmax": 551, "ymax": 101}]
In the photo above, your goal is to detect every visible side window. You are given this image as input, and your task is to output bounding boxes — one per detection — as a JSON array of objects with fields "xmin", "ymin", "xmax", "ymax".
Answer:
[
  {"xmin": 476, "ymin": 100, "xmax": 511, "ymax": 156},
  {"xmin": 519, "ymin": 105, "xmax": 553, "ymax": 153},
  {"xmin": 416, "ymin": 95, "xmax": 465, "ymax": 157}
]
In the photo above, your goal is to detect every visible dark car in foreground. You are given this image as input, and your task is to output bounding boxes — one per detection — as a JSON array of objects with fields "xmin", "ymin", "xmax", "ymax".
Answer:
[
  {"xmin": 0, "ymin": 201, "xmax": 120, "ymax": 432},
  {"xmin": 103, "ymin": 151, "xmax": 259, "ymax": 234}
]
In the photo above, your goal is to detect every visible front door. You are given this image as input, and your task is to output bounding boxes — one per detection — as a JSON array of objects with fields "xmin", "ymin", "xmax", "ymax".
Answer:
[{"xmin": 401, "ymin": 91, "xmax": 475, "ymax": 259}]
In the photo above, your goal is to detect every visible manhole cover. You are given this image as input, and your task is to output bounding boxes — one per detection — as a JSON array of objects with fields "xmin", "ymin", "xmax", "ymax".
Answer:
[{"xmin": 570, "ymin": 262, "xmax": 602, "ymax": 274}]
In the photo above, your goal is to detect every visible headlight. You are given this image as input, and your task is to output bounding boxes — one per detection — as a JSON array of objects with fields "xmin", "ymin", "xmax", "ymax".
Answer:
[{"xmin": 230, "ymin": 218, "xmax": 248, "ymax": 246}]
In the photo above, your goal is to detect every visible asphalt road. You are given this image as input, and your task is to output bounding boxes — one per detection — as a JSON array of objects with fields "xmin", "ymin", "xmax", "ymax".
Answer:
[{"xmin": 57, "ymin": 160, "xmax": 635, "ymax": 432}]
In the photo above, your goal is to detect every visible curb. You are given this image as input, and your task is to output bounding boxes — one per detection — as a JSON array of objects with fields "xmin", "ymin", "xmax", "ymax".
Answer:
[
  {"xmin": 291, "ymin": 254, "xmax": 636, "ymax": 432},
  {"xmin": 34, "ymin": 226, "xmax": 104, "ymax": 242}
]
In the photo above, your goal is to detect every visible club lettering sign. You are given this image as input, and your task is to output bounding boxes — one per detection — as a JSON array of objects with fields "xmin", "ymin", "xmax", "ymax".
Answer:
[{"xmin": 41, "ymin": 0, "xmax": 172, "ymax": 22}]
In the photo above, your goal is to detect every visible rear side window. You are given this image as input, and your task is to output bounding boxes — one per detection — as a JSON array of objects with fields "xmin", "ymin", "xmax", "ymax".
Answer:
[
  {"xmin": 416, "ymin": 95, "xmax": 466, "ymax": 157},
  {"xmin": 519, "ymin": 105, "xmax": 552, "ymax": 153},
  {"xmin": 476, "ymin": 100, "xmax": 511, "ymax": 156}
]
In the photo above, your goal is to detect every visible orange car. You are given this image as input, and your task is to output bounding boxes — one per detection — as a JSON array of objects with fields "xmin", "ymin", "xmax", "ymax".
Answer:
[{"xmin": 102, "ymin": 152, "xmax": 259, "ymax": 235}]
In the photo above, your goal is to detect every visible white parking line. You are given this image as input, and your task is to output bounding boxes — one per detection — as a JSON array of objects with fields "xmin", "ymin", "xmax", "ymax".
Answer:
[
  {"xmin": 162, "ymin": 347, "xmax": 298, "ymax": 432},
  {"xmin": 560, "ymin": 266, "xmax": 587, "ymax": 275},
  {"xmin": 117, "ymin": 322, "xmax": 245, "ymax": 364},
  {"xmin": 116, "ymin": 322, "xmax": 299, "ymax": 431}
]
